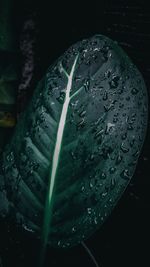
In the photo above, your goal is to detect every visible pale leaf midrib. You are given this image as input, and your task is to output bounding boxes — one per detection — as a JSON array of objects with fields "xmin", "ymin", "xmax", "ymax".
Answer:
[{"xmin": 41, "ymin": 54, "xmax": 79, "ymax": 256}]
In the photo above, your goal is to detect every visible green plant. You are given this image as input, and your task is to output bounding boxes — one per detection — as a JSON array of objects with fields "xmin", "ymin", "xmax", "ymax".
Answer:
[{"xmin": 0, "ymin": 34, "xmax": 148, "ymax": 266}]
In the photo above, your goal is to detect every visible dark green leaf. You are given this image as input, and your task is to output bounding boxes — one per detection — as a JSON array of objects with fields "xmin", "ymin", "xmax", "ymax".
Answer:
[{"xmin": 0, "ymin": 35, "xmax": 148, "ymax": 249}]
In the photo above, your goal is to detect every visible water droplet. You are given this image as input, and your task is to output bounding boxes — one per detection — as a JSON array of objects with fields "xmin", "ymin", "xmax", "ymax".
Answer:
[
  {"xmin": 109, "ymin": 198, "xmax": 113, "ymax": 203},
  {"xmin": 70, "ymin": 100, "xmax": 79, "ymax": 108},
  {"xmin": 102, "ymin": 145, "xmax": 113, "ymax": 159},
  {"xmin": 94, "ymin": 129, "xmax": 104, "ymax": 139},
  {"xmin": 71, "ymin": 227, "xmax": 76, "ymax": 233},
  {"xmin": 126, "ymin": 96, "xmax": 130, "ymax": 101},
  {"xmin": 89, "ymin": 154, "xmax": 95, "ymax": 161},
  {"xmin": 87, "ymin": 208, "xmax": 92, "ymax": 214},
  {"xmin": 113, "ymin": 117, "xmax": 118, "ymax": 123},
  {"xmin": 120, "ymin": 143, "xmax": 129, "ymax": 153},
  {"xmin": 84, "ymin": 78, "xmax": 90, "ymax": 92},
  {"xmin": 81, "ymin": 186, "xmax": 85, "ymax": 192},
  {"xmin": 70, "ymin": 151, "xmax": 76, "ymax": 160},
  {"xmin": 75, "ymin": 75, "xmax": 82, "ymax": 82},
  {"xmin": 101, "ymin": 172, "xmax": 107, "ymax": 179},
  {"xmin": 131, "ymin": 87, "xmax": 139, "ymax": 95},
  {"xmin": 104, "ymin": 103, "xmax": 114, "ymax": 112},
  {"xmin": 79, "ymin": 110, "xmax": 86, "ymax": 117},
  {"xmin": 130, "ymin": 138, "xmax": 135, "ymax": 147},
  {"xmin": 56, "ymin": 91, "xmax": 66, "ymax": 104},
  {"xmin": 58, "ymin": 240, "xmax": 61, "ymax": 246},
  {"xmin": 127, "ymin": 124, "xmax": 133, "ymax": 130},
  {"xmin": 109, "ymin": 167, "xmax": 116, "ymax": 174},
  {"xmin": 127, "ymin": 114, "xmax": 136, "ymax": 125},
  {"xmin": 6, "ymin": 151, "xmax": 14, "ymax": 162},
  {"xmin": 111, "ymin": 154, "xmax": 115, "ymax": 160},
  {"xmin": 103, "ymin": 91, "xmax": 108, "ymax": 101},
  {"xmin": 109, "ymin": 76, "xmax": 120, "ymax": 89},
  {"xmin": 143, "ymin": 104, "xmax": 148, "ymax": 113},
  {"xmin": 77, "ymin": 118, "xmax": 86, "ymax": 129},
  {"xmin": 22, "ymin": 224, "xmax": 34, "ymax": 233},
  {"xmin": 102, "ymin": 192, "xmax": 107, "ymax": 197},
  {"xmin": 120, "ymin": 169, "xmax": 130, "ymax": 180},
  {"xmin": 94, "ymin": 217, "xmax": 98, "ymax": 224},
  {"xmin": 89, "ymin": 181, "xmax": 94, "ymax": 188},
  {"xmin": 133, "ymin": 150, "xmax": 140, "ymax": 158},
  {"xmin": 105, "ymin": 123, "xmax": 115, "ymax": 134},
  {"xmin": 118, "ymin": 88, "xmax": 123, "ymax": 94},
  {"xmin": 110, "ymin": 178, "xmax": 116, "ymax": 189},
  {"xmin": 121, "ymin": 133, "xmax": 127, "ymax": 140},
  {"xmin": 119, "ymin": 103, "xmax": 124, "ymax": 109},
  {"xmin": 116, "ymin": 154, "xmax": 123, "ymax": 165},
  {"xmin": 129, "ymin": 160, "xmax": 137, "ymax": 166}
]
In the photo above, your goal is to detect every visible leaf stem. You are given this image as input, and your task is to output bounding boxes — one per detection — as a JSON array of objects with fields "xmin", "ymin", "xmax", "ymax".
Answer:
[{"xmin": 81, "ymin": 241, "xmax": 101, "ymax": 267}]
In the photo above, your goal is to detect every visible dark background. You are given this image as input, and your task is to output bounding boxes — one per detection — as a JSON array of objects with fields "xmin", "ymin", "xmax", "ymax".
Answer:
[{"xmin": 0, "ymin": 0, "xmax": 150, "ymax": 266}]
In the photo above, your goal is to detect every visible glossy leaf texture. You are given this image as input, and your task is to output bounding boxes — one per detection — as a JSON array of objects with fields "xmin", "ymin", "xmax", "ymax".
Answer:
[{"xmin": 0, "ymin": 35, "xmax": 148, "ymax": 248}]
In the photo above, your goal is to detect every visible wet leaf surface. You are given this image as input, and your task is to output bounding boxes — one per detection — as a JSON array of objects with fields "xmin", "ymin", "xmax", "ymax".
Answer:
[{"xmin": 0, "ymin": 35, "xmax": 148, "ymax": 250}]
